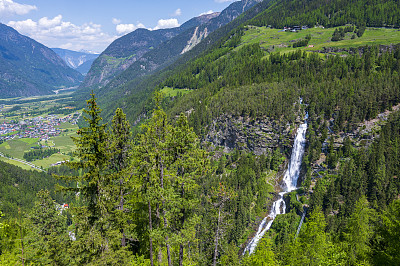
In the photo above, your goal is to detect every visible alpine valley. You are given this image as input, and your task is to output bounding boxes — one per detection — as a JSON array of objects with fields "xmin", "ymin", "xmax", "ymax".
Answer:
[
  {"xmin": 1, "ymin": 0, "xmax": 400, "ymax": 265},
  {"xmin": 0, "ymin": 23, "xmax": 83, "ymax": 98}
]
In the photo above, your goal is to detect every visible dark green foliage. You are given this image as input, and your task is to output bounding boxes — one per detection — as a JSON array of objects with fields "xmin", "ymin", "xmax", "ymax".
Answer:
[
  {"xmin": 0, "ymin": 160, "xmax": 69, "ymax": 218},
  {"xmin": 217, "ymin": 153, "xmax": 274, "ymax": 246},
  {"xmin": 165, "ymin": 44, "xmax": 400, "ymax": 137},
  {"xmin": 56, "ymin": 94, "xmax": 134, "ymax": 264},
  {"xmin": 23, "ymin": 147, "xmax": 60, "ymax": 162},
  {"xmin": 292, "ymin": 38, "xmax": 309, "ymax": 48},
  {"xmin": 26, "ymin": 190, "xmax": 71, "ymax": 265},
  {"xmin": 249, "ymin": 0, "xmax": 400, "ymax": 29},
  {"xmin": 356, "ymin": 25, "xmax": 366, "ymax": 37},
  {"xmin": 331, "ymin": 26, "xmax": 356, "ymax": 41},
  {"xmin": 374, "ymin": 199, "xmax": 400, "ymax": 265}
]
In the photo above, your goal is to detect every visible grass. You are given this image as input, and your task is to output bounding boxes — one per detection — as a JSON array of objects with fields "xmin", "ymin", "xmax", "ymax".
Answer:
[
  {"xmin": 0, "ymin": 156, "xmax": 36, "ymax": 171},
  {"xmin": 33, "ymin": 153, "xmax": 71, "ymax": 169},
  {"xmin": 161, "ymin": 87, "xmax": 192, "ymax": 97},
  {"xmin": 0, "ymin": 139, "xmax": 38, "ymax": 158},
  {"xmin": 52, "ymin": 132, "xmax": 77, "ymax": 154},
  {"xmin": 19, "ymin": 138, "xmax": 39, "ymax": 145},
  {"xmin": 239, "ymin": 26, "xmax": 400, "ymax": 55}
]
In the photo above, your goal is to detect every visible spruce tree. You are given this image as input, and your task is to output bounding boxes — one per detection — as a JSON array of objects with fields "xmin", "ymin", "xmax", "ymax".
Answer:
[
  {"xmin": 56, "ymin": 93, "xmax": 131, "ymax": 264},
  {"xmin": 109, "ymin": 108, "xmax": 133, "ymax": 247},
  {"xmin": 27, "ymin": 190, "xmax": 70, "ymax": 265}
]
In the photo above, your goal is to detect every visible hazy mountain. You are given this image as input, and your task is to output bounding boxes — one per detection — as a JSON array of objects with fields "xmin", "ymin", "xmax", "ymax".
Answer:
[
  {"xmin": 0, "ymin": 23, "xmax": 83, "ymax": 98},
  {"xmin": 78, "ymin": 0, "xmax": 262, "ymax": 97},
  {"xmin": 98, "ymin": 0, "xmax": 264, "ymax": 92},
  {"xmin": 52, "ymin": 48, "xmax": 99, "ymax": 75},
  {"xmin": 79, "ymin": 12, "xmax": 221, "ymax": 90}
]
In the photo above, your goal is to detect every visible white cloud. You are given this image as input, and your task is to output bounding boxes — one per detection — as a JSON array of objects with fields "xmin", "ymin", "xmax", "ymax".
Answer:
[
  {"xmin": 199, "ymin": 10, "xmax": 215, "ymax": 16},
  {"xmin": 153, "ymin": 18, "xmax": 180, "ymax": 30},
  {"xmin": 112, "ymin": 18, "xmax": 121, "ymax": 25},
  {"xmin": 0, "ymin": 0, "xmax": 36, "ymax": 17},
  {"xmin": 173, "ymin": 8, "xmax": 182, "ymax": 17},
  {"xmin": 116, "ymin": 23, "xmax": 146, "ymax": 35},
  {"xmin": 215, "ymin": 0, "xmax": 234, "ymax": 3},
  {"xmin": 8, "ymin": 15, "xmax": 116, "ymax": 52},
  {"xmin": 38, "ymin": 15, "xmax": 62, "ymax": 28}
]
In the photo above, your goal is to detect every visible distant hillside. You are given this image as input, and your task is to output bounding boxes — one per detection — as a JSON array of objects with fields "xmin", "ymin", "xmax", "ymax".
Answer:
[
  {"xmin": 94, "ymin": 0, "xmax": 264, "ymax": 97},
  {"xmin": 249, "ymin": 0, "xmax": 400, "ymax": 28},
  {"xmin": 52, "ymin": 48, "xmax": 99, "ymax": 75},
  {"xmin": 0, "ymin": 23, "xmax": 83, "ymax": 98},
  {"xmin": 0, "ymin": 160, "xmax": 69, "ymax": 217},
  {"xmin": 75, "ymin": 1, "xmax": 272, "ymax": 122},
  {"xmin": 79, "ymin": 13, "xmax": 219, "ymax": 90}
]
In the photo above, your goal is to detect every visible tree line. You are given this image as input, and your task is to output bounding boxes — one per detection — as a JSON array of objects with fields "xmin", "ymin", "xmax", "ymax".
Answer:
[
  {"xmin": 0, "ymin": 93, "xmax": 282, "ymax": 265},
  {"xmin": 249, "ymin": 0, "xmax": 400, "ymax": 29},
  {"xmin": 23, "ymin": 147, "xmax": 60, "ymax": 162}
]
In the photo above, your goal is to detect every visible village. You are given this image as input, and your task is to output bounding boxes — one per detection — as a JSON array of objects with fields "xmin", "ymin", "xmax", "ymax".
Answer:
[{"xmin": 0, "ymin": 112, "xmax": 80, "ymax": 142}]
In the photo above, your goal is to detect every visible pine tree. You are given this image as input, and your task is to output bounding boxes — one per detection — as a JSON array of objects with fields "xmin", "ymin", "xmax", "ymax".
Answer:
[
  {"xmin": 56, "ymin": 93, "xmax": 131, "ymax": 264},
  {"xmin": 109, "ymin": 108, "xmax": 133, "ymax": 247},
  {"xmin": 27, "ymin": 190, "xmax": 70, "ymax": 265},
  {"xmin": 210, "ymin": 182, "xmax": 236, "ymax": 266},
  {"xmin": 375, "ymin": 199, "xmax": 400, "ymax": 265},
  {"xmin": 286, "ymin": 206, "xmax": 332, "ymax": 265},
  {"xmin": 168, "ymin": 113, "xmax": 211, "ymax": 266},
  {"xmin": 62, "ymin": 92, "xmax": 109, "ymax": 223},
  {"xmin": 133, "ymin": 96, "xmax": 174, "ymax": 266},
  {"xmin": 344, "ymin": 196, "xmax": 375, "ymax": 264},
  {"xmin": 242, "ymin": 237, "xmax": 278, "ymax": 266}
]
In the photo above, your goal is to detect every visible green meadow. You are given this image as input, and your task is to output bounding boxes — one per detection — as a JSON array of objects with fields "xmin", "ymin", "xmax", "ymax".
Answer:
[
  {"xmin": 0, "ymin": 138, "xmax": 39, "ymax": 158},
  {"xmin": 239, "ymin": 26, "xmax": 400, "ymax": 54},
  {"xmin": 161, "ymin": 87, "xmax": 192, "ymax": 97}
]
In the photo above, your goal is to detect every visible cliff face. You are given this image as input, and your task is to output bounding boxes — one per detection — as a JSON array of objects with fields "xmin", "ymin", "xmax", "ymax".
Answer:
[{"xmin": 204, "ymin": 115, "xmax": 304, "ymax": 155}]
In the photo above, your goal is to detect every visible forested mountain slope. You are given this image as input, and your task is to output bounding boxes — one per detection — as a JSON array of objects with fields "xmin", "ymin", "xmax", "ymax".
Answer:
[
  {"xmin": 249, "ymin": 0, "xmax": 400, "ymax": 28},
  {"xmin": 94, "ymin": 0, "xmax": 263, "ymax": 94},
  {"xmin": 1, "ymin": 0, "xmax": 400, "ymax": 265},
  {"xmin": 79, "ymin": 0, "xmax": 273, "ymax": 124},
  {"xmin": 79, "ymin": 12, "xmax": 219, "ymax": 90},
  {"xmin": 0, "ymin": 23, "xmax": 83, "ymax": 98},
  {"xmin": 0, "ymin": 161, "xmax": 71, "ymax": 218}
]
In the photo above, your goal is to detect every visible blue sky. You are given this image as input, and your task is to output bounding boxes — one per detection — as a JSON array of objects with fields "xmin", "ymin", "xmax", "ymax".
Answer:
[{"xmin": 0, "ymin": 0, "xmax": 236, "ymax": 52}]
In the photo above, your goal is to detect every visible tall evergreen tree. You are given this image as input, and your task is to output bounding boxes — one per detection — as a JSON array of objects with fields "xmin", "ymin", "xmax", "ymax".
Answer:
[
  {"xmin": 109, "ymin": 108, "xmax": 133, "ymax": 247},
  {"xmin": 57, "ymin": 93, "xmax": 132, "ymax": 264},
  {"xmin": 27, "ymin": 190, "xmax": 70, "ymax": 265}
]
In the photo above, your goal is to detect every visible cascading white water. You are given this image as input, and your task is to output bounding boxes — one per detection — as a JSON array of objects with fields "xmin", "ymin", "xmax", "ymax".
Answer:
[{"xmin": 243, "ymin": 114, "xmax": 308, "ymax": 255}]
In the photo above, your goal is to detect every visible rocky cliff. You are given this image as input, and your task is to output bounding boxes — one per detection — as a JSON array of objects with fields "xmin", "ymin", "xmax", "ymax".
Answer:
[{"xmin": 204, "ymin": 114, "xmax": 304, "ymax": 155}]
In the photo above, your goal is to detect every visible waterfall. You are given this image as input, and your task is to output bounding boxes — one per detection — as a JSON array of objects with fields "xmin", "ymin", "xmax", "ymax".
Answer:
[{"xmin": 243, "ymin": 114, "xmax": 308, "ymax": 255}]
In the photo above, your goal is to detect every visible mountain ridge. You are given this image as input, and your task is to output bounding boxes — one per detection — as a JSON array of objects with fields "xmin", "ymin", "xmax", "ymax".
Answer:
[
  {"xmin": 52, "ymin": 48, "xmax": 99, "ymax": 75},
  {"xmin": 0, "ymin": 23, "xmax": 83, "ymax": 98},
  {"xmin": 79, "ymin": 12, "xmax": 221, "ymax": 89}
]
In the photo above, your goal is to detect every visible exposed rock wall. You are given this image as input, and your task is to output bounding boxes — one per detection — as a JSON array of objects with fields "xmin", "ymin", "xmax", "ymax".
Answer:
[{"xmin": 204, "ymin": 115, "xmax": 304, "ymax": 155}]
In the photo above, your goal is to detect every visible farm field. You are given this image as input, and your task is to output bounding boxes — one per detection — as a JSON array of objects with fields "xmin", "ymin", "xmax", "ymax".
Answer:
[
  {"xmin": 239, "ymin": 26, "xmax": 400, "ymax": 54},
  {"xmin": 0, "ymin": 138, "xmax": 39, "ymax": 158},
  {"xmin": 0, "ymin": 94, "xmax": 80, "ymax": 170}
]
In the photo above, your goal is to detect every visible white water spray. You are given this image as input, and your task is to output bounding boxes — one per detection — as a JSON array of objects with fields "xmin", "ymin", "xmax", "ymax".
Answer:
[{"xmin": 243, "ymin": 114, "xmax": 308, "ymax": 255}]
